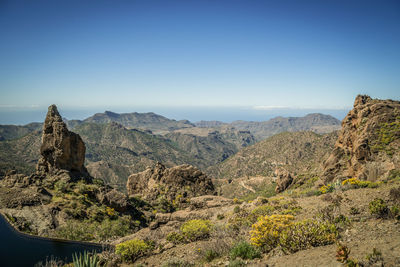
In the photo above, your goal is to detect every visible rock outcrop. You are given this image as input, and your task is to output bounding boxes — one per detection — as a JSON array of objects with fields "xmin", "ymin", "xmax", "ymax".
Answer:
[
  {"xmin": 274, "ymin": 168, "xmax": 294, "ymax": 193},
  {"xmin": 127, "ymin": 163, "xmax": 214, "ymax": 202},
  {"xmin": 36, "ymin": 105, "xmax": 87, "ymax": 176},
  {"xmin": 323, "ymin": 95, "xmax": 400, "ymax": 182}
]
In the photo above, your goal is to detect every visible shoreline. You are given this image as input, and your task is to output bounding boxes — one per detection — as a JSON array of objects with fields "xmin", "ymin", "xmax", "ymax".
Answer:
[{"xmin": 0, "ymin": 211, "xmax": 111, "ymax": 249}]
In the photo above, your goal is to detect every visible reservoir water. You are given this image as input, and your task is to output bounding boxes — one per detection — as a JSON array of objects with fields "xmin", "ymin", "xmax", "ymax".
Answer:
[{"xmin": 0, "ymin": 215, "xmax": 104, "ymax": 266}]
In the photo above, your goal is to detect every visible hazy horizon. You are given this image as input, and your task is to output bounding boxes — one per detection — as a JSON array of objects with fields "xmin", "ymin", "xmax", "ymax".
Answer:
[{"xmin": 0, "ymin": 105, "xmax": 350, "ymax": 125}]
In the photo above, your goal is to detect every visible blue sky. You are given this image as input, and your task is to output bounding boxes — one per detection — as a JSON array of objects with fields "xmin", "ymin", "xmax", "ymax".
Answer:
[{"xmin": 0, "ymin": 0, "xmax": 399, "ymax": 114}]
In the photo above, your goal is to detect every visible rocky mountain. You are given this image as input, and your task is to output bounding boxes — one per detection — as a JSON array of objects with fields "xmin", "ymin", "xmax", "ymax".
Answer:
[
  {"xmin": 165, "ymin": 129, "xmax": 255, "ymax": 164},
  {"xmin": 0, "ymin": 121, "xmax": 254, "ymax": 190},
  {"xmin": 71, "ymin": 111, "xmax": 195, "ymax": 135},
  {"xmin": 0, "ymin": 130, "xmax": 41, "ymax": 176},
  {"xmin": 0, "ymin": 122, "xmax": 42, "ymax": 141},
  {"xmin": 208, "ymin": 131, "xmax": 338, "ymax": 179},
  {"xmin": 194, "ymin": 120, "xmax": 227, "ymax": 128},
  {"xmin": 230, "ymin": 113, "xmax": 341, "ymax": 140},
  {"xmin": 323, "ymin": 95, "xmax": 400, "ymax": 182}
]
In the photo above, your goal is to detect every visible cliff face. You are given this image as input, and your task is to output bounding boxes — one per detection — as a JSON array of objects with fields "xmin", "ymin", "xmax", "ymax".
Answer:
[
  {"xmin": 36, "ymin": 105, "xmax": 87, "ymax": 176},
  {"xmin": 323, "ymin": 95, "xmax": 400, "ymax": 182},
  {"xmin": 127, "ymin": 163, "xmax": 214, "ymax": 203}
]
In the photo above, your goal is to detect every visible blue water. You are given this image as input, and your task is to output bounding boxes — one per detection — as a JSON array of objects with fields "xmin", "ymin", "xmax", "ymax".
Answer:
[
  {"xmin": 0, "ymin": 215, "xmax": 103, "ymax": 266},
  {"xmin": 0, "ymin": 107, "xmax": 349, "ymax": 125}
]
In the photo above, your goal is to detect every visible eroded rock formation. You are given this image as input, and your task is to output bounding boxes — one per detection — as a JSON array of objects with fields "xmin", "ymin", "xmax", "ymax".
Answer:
[
  {"xmin": 36, "ymin": 105, "xmax": 87, "ymax": 175},
  {"xmin": 274, "ymin": 168, "xmax": 294, "ymax": 193},
  {"xmin": 323, "ymin": 95, "xmax": 400, "ymax": 182},
  {"xmin": 127, "ymin": 162, "xmax": 214, "ymax": 202}
]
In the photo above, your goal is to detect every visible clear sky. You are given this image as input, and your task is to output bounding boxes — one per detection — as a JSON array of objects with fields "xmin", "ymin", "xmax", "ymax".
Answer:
[{"xmin": 0, "ymin": 0, "xmax": 399, "ymax": 113}]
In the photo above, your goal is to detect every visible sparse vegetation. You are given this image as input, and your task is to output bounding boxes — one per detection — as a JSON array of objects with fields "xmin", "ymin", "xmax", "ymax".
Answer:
[
  {"xmin": 369, "ymin": 198, "xmax": 389, "ymax": 218},
  {"xmin": 166, "ymin": 232, "xmax": 185, "ymax": 244},
  {"xmin": 229, "ymin": 240, "xmax": 261, "ymax": 260},
  {"xmin": 202, "ymin": 249, "xmax": 220, "ymax": 262},
  {"xmin": 370, "ymin": 117, "xmax": 400, "ymax": 155},
  {"xmin": 115, "ymin": 239, "xmax": 153, "ymax": 263},
  {"xmin": 180, "ymin": 219, "xmax": 212, "ymax": 242},
  {"xmin": 55, "ymin": 216, "xmax": 133, "ymax": 242}
]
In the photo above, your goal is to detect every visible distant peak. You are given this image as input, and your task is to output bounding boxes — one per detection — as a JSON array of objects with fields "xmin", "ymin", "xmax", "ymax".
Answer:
[{"xmin": 104, "ymin": 110, "xmax": 118, "ymax": 117}]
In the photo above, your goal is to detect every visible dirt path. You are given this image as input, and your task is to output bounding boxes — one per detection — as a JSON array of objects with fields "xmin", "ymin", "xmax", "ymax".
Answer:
[{"xmin": 240, "ymin": 180, "xmax": 256, "ymax": 193}]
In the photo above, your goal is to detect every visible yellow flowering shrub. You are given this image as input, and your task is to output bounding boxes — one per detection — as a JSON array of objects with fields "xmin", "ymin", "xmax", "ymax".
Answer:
[
  {"xmin": 106, "ymin": 207, "xmax": 115, "ymax": 216},
  {"xmin": 180, "ymin": 219, "xmax": 212, "ymax": 241},
  {"xmin": 250, "ymin": 214, "xmax": 294, "ymax": 251},
  {"xmin": 279, "ymin": 219, "xmax": 337, "ymax": 253},
  {"xmin": 319, "ymin": 184, "xmax": 334, "ymax": 194},
  {"xmin": 342, "ymin": 178, "xmax": 380, "ymax": 188},
  {"xmin": 115, "ymin": 238, "xmax": 152, "ymax": 263}
]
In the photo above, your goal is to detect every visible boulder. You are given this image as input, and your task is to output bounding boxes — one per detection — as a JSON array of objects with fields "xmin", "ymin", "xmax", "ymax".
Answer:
[
  {"xmin": 96, "ymin": 188, "xmax": 129, "ymax": 212},
  {"xmin": 126, "ymin": 162, "xmax": 214, "ymax": 203},
  {"xmin": 274, "ymin": 168, "xmax": 294, "ymax": 193}
]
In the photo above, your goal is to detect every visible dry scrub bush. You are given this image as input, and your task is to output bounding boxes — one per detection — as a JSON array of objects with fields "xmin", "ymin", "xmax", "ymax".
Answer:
[
  {"xmin": 279, "ymin": 219, "xmax": 337, "ymax": 253},
  {"xmin": 250, "ymin": 214, "xmax": 294, "ymax": 251},
  {"xmin": 115, "ymin": 238, "xmax": 152, "ymax": 263},
  {"xmin": 251, "ymin": 214, "xmax": 337, "ymax": 254},
  {"xmin": 180, "ymin": 219, "xmax": 212, "ymax": 241}
]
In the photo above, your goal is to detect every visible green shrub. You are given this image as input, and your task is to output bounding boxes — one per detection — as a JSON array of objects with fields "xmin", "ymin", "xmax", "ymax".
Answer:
[
  {"xmin": 390, "ymin": 205, "xmax": 400, "ymax": 219},
  {"xmin": 166, "ymin": 232, "xmax": 185, "ymax": 244},
  {"xmin": 180, "ymin": 219, "xmax": 212, "ymax": 242},
  {"xmin": 72, "ymin": 250, "xmax": 100, "ymax": 267},
  {"xmin": 115, "ymin": 239, "xmax": 152, "ymax": 263},
  {"xmin": 369, "ymin": 198, "xmax": 389, "ymax": 218},
  {"xmin": 216, "ymin": 214, "xmax": 225, "ymax": 220},
  {"xmin": 54, "ymin": 180, "xmax": 69, "ymax": 193},
  {"xmin": 250, "ymin": 205, "xmax": 275, "ymax": 221},
  {"xmin": 229, "ymin": 241, "xmax": 261, "ymax": 260},
  {"xmin": 279, "ymin": 219, "xmax": 338, "ymax": 253},
  {"xmin": 203, "ymin": 249, "xmax": 220, "ymax": 262},
  {"xmin": 387, "ymin": 169, "xmax": 400, "ymax": 182},
  {"xmin": 155, "ymin": 196, "xmax": 175, "ymax": 213},
  {"xmin": 365, "ymin": 248, "xmax": 383, "ymax": 265},
  {"xmin": 233, "ymin": 206, "xmax": 241, "ymax": 213},
  {"xmin": 55, "ymin": 216, "xmax": 132, "ymax": 242}
]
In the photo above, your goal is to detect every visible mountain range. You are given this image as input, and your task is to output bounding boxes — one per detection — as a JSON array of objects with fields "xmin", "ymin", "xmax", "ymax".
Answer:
[{"xmin": 0, "ymin": 110, "xmax": 341, "ymax": 190}]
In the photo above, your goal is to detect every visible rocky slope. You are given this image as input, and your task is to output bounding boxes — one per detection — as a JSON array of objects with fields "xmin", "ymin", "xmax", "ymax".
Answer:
[
  {"xmin": 0, "ymin": 121, "xmax": 255, "ymax": 190},
  {"xmin": 127, "ymin": 163, "xmax": 214, "ymax": 205},
  {"xmin": 323, "ymin": 95, "xmax": 400, "ymax": 183},
  {"xmin": 208, "ymin": 131, "xmax": 337, "ymax": 180},
  {"xmin": 196, "ymin": 113, "xmax": 341, "ymax": 141},
  {"xmin": 72, "ymin": 110, "xmax": 195, "ymax": 135},
  {"xmin": 0, "ymin": 122, "xmax": 42, "ymax": 141}
]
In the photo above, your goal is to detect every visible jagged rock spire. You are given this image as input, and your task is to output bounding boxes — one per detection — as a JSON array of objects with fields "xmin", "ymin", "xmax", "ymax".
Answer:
[{"xmin": 36, "ymin": 105, "xmax": 87, "ymax": 175}]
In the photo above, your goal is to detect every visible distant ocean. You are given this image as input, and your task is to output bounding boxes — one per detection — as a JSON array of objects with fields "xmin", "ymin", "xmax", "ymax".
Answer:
[{"xmin": 0, "ymin": 107, "xmax": 350, "ymax": 125}]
